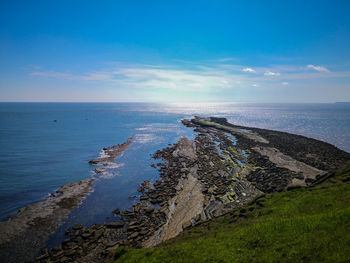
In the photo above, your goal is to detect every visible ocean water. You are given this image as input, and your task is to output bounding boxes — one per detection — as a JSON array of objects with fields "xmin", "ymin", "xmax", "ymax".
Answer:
[{"xmin": 0, "ymin": 102, "xmax": 349, "ymax": 245}]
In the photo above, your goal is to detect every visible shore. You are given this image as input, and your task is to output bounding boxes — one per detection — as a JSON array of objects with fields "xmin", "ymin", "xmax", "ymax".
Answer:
[
  {"xmin": 0, "ymin": 179, "xmax": 93, "ymax": 262},
  {"xmin": 0, "ymin": 138, "xmax": 134, "ymax": 263},
  {"xmin": 36, "ymin": 116, "xmax": 349, "ymax": 262}
]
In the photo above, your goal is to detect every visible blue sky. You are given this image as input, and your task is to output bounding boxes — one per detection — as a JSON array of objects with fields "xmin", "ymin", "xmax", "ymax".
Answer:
[{"xmin": 1, "ymin": 0, "xmax": 350, "ymax": 102}]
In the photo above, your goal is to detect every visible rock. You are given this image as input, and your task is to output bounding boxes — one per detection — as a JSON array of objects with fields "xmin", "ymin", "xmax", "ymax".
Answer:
[
  {"xmin": 129, "ymin": 221, "xmax": 138, "ymax": 226},
  {"xmin": 81, "ymin": 232, "xmax": 91, "ymax": 239},
  {"xmin": 127, "ymin": 225, "xmax": 139, "ymax": 231},
  {"xmin": 59, "ymin": 256, "xmax": 70, "ymax": 263},
  {"xmin": 36, "ymin": 254, "xmax": 49, "ymax": 261},
  {"xmin": 52, "ymin": 245, "xmax": 62, "ymax": 252},
  {"xmin": 129, "ymin": 232, "xmax": 139, "ymax": 239},
  {"xmin": 182, "ymin": 220, "xmax": 192, "ymax": 229},
  {"xmin": 89, "ymin": 159, "xmax": 101, "ymax": 165},
  {"xmin": 64, "ymin": 249, "xmax": 76, "ymax": 257},
  {"xmin": 72, "ymin": 224, "xmax": 84, "ymax": 230},
  {"xmin": 94, "ymin": 167, "xmax": 106, "ymax": 174},
  {"xmin": 52, "ymin": 250, "xmax": 64, "ymax": 259},
  {"xmin": 144, "ymin": 207, "xmax": 154, "ymax": 213},
  {"xmin": 106, "ymin": 245, "xmax": 120, "ymax": 253},
  {"xmin": 104, "ymin": 241, "xmax": 119, "ymax": 247},
  {"xmin": 105, "ymin": 222, "xmax": 124, "ymax": 229},
  {"xmin": 140, "ymin": 229, "xmax": 149, "ymax": 235},
  {"xmin": 305, "ymin": 178, "xmax": 315, "ymax": 184},
  {"xmin": 112, "ymin": 208, "xmax": 121, "ymax": 215}
]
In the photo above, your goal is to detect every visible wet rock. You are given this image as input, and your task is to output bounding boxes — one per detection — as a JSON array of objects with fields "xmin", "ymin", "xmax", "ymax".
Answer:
[
  {"xmin": 94, "ymin": 167, "xmax": 106, "ymax": 174},
  {"xmin": 81, "ymin": 232, "xmax": 91, "ymax": 239},
  {"xmin": 112, "ymin": 208, "xmax": 120, "ymax": 215},
  {"xmin": 72, "ymin": 224, "xmax": 84, "ymax": 231},
  {"xmin": 140, "ymin": 196, "xmax": 149, "ymax": 201},
  {"xmin": 105, "ymin": 222, "xmax": 124, "ymax": 229},
  {"xmin": 88, "ymin": 137, "xmax": 134, "ymax": 165}
]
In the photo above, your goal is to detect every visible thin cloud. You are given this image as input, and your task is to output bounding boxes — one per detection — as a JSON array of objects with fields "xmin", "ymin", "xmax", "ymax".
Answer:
[
  {"xmin": 30, "ymin": 65, "xmax": 245, "ymax": 91},
  {"xmin": 114, "ymin": 67, "xmax": 236, "ymax": 90},
  {"xmin": 29, "ymin": 61, "xmax": 350, "ymax": 95},
  {"xmin": 264, "ymin": 71, "xmax": 281, "ymax": 77},
  {"xmin": 242, "ymin": 68, "xmax": 256, "ymax": 73},
  {"xmin": 30, "ymin": 71, "xmax": 112, "ymax": 81},
  {"xmin": 189, "ymin": 83, "xmax": 202, "ymax": 88},
  {"xmin": 307, "ymin": 64, "xmax": 330, "ymax": 72},
  {"xmin": 217, "ymin": 57, "xmax": 236, "ymax": 62}
]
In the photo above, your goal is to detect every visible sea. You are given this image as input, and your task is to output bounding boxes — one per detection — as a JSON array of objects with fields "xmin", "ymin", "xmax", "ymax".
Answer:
[{"xmin": 0, "ymin": 102, "xmax": 349, "ymax": 246}]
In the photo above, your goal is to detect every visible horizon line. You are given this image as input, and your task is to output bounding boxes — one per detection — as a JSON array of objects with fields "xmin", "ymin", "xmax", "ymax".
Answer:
[{"xmin": 0, "ymin": 101, "xmax": 346, "ymax": 104}]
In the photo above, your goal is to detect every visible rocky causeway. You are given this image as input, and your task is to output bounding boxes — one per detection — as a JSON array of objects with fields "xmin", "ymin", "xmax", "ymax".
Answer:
[{"xmin": 1, "ymin": 117, "xmax": 350, "ymax": 263}]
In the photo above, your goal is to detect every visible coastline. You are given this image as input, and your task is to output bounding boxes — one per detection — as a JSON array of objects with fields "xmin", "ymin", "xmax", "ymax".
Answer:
[
  {"xmin": 0, "ymin": 138, "xmax": 134, "ymax": 263},
  {"xmin": 37, "ymin": 116, "xmax": 350, "ymax": 262},
  {"xmin": 0, "ymin": 179, "xmax": 94, "ymax": 262}
]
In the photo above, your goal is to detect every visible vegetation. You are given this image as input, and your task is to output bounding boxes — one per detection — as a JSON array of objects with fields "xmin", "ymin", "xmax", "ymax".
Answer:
[{"xmin": 111, "ymin": 163, "xmax": 350, "ymax": 263}]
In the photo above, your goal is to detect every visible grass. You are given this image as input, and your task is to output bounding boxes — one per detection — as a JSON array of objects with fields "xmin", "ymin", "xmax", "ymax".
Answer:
[{"xmin": 111, "ymin": 162, "xmax": 350, "ymax": 263}]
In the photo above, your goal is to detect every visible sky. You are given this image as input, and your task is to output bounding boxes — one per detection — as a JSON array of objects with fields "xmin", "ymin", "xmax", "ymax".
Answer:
[{"xmin": 0, "ymin": 0, "xmax": 350, "ymax": 103}]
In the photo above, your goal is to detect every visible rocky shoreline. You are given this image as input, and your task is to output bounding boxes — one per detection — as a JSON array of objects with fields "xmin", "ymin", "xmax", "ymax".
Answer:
[
  {"xmin": 0, "ymin": 138, "xmax": 134, "ymax": 263},
  {"xmin": 89, "ymin": 136, "xmax": 134, "ymax": 175},
  {"xmin": 35, "ymin": 116, "xmax": 349, "ymax": 263},
  {"xmin": 0, "ymin": 179, "xmax": 93, "ymax": 263}
]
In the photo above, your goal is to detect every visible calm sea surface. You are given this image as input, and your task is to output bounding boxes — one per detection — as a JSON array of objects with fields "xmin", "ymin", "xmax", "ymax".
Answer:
[{"xmin": 0, "ymin": 102, "xmax": 349, "ymax": 246}]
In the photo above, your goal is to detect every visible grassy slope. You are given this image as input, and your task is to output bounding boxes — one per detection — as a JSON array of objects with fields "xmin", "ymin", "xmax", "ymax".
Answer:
[{"xmin": 112, "ymin": 163, "xmax": 350, "ymax": 263}]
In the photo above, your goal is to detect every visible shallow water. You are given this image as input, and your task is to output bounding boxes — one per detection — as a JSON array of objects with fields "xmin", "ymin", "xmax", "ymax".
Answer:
[{"xmin": 0, "ymin": 102, "xmax": 349, "ymax": 245}]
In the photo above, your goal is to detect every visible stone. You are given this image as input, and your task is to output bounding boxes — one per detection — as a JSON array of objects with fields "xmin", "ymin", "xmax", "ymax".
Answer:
[
  {"xmin": 129, "ymin": 232, "xmax": 139, "ymax": 239},
  {"xmin": 104, "ymin": 241, "xmax": 119, "ymax": 247},
  {"xmin": 144, "ymin": 207, "xmax": 154, "ymax": 213},
  {"xmin": 182, "ymin": 220, "xmax": 192, "ymax": 229},
  {"xmin": 72, "ymin": 224, "xmax": 84, "ymax": 230},
  {"xmin": 59, "ymin": 256, "xmax": 70, "ymax": 263},
  {"xmin": 52, "ymin": 250, "xmax": 64, "ymax": 259},
  {"xmin": 36, "ymin": 254, "xmax": 49, "ymax": 261},
  {"xmin": 81, "ymin": 233, "xmax": 91, "ymax": 239},
  {"xmin": 105, "ymin": 222, "xmax": 124, "ymax": 229},
  {"xmin": 127, "ymin": 225, "xmax": 139, "ymax": 231}
]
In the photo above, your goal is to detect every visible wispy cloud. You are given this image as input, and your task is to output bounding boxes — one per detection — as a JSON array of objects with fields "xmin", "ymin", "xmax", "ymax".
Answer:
[
  {"xmin": 242, "ymin": 67, "xmax": 256, "ymax": 73},
  {"xmin": 307, "ymin": 64, "xmax": 330, "ymax": 72},
  {"xmin": 264, "ymin": 71, "xmax": 281, "ymax": 77},
  {"xmin": 113, "ymin": 67, "xmax": 238, "ymax": 90},
  {"xmin": 31, "ymin": 66, "xmax": 243, "ymax": 91},
  {"xmin": 30, "ymin": 71, "xmax": 113, "ymax": 81},
  {"xmin": 29, "ymin": 61, "xmax": 350, "ymax": 96},
  {"xmin": 217, "ymin": 57, "xmax": 236, "ymax": 62}
]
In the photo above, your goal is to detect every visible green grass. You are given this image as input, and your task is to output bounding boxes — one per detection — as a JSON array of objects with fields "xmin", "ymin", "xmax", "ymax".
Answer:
[{"xmin": 111, "ymin": 163, "xmax": 350, "ymax": 263}]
